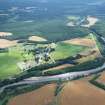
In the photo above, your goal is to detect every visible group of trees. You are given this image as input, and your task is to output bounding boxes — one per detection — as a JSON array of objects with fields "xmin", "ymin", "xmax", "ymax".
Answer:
[
  {"xmin": 0, "ymin": 48, "xmax": 8, "ymax": 53},
  {"xmin": 89, "ymin": 74, "xmax": 105, "ymax": 91},
  {"xmin": 44, "ymin": 57, "xmax": 105, "ymax": 76}
]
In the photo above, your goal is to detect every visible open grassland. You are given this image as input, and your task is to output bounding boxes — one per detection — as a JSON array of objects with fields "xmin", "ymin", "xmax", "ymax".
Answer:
[
  {"xmin": 0, "ymin": 45, "xmax": 33, "ymax": 79},
  {"xmin": 0, "ymin": 51, "xmax": 21, "ymax": 79},
  {"xmin": 57, "ymin": 80, "xmax": 105, "ymax": 105},
  {"xmin": 8, "ymin": 84, "xmax": 56, "ymax": 105}
]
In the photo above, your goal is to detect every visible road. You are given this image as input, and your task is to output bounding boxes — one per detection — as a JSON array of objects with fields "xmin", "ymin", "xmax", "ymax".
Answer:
[{"xmin": 0, "ymin": 61, "xmax": 105, "ymax": 94}]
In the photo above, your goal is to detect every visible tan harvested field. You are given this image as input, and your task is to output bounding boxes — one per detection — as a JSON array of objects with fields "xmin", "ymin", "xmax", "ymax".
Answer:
[
  {"xmin": 0, "ymin": 39, "xmax": 18, "ymax": 48},
  {"xmin": 58, "ymin": 80, "xmax": 105, "ymax": 105},
  {"xmin": 0, "ymin": 32, "xmax": 12, "ymax": 36},
  {"xmin": 76, "ymin": 49, "xmax": 101, "ymax": 63},
  {"xmin": 28, "ymin": 36, "xmax": 47, "ymax": 42},
  {"xmin": 43, "ymin": 64, "xmax": 74, "ymax": 73},
  {"xmin": 8, "ymin": 84, "xmax": 56, "ymax": 105},
  {"xmin": 64, "ymin": 38, "xmax": 95, "ymax": 47},
  {"xmin": 98, "ymin": 71, "xmax": 105, "ymax": 83}
]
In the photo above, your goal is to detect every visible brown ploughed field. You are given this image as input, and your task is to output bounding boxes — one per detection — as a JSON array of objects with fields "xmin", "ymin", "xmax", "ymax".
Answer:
[
  {"xmin": 8, "ymin": 84, "xmax": 56, "ymax": 105},
  {"xmin": 57, "ymin": 80, "xmax": 105, "ymax": 105},
  {"xmin": 63, "ymin": 38, "xmax": 95, "ymax": 47},
  {"xmin": 8, "ymin": 77, "xmax": 105, "ymax": 105}
]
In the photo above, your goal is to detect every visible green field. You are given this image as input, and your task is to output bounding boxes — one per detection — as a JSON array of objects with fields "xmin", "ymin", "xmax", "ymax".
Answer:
[
  {"xmin": 51, "ymin": 42, "xmax": 87, "ymax": 60},
  {"xmin": 0, "ymin": 52, "xmax": 20, "ymax": 79},
  {"xmin": 0, "ymin": 45, "xmax": 33, "ymax": 79}
]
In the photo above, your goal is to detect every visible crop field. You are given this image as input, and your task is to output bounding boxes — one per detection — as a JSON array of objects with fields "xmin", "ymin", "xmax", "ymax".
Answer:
[
  {"xmin": 8, "ymin": 84, "xmax": 56, "ymax": 105},
  {"xmin": 7, "ymin": 77, "xmax": 105, "ymax": 105},
  {"xmin": 64, "ymin": 38, "xmax": 95, "ymax": 47},
  {"xmin": 57, "ymin": 80, "xmax": 105, "ymax": 105},
  {"xmin": 97, "ymin": 71, "xmax": 105, "ymax": 83},
  {"xmin": 0, "ymin": 39, "xmax": 18, "ymax": 48},
  {"xmin": 43, "ymin": 64, "xmax": 74, "ymax": 73}
]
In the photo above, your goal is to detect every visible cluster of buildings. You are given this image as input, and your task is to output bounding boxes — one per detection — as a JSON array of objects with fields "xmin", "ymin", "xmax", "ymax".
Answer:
[
  {"xmin": 35, "ymin": 43, "xmax": 56, "ymax": 64},
  {"xmin": 17, "ymin": 43, "xmax": 56, "ymax": 71}
]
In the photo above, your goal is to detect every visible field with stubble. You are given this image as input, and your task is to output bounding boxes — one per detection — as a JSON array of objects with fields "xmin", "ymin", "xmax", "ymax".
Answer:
[
  {"xmin": 97, "ymin": 71, "xmax": 105, "ymax": 83},
  {"xmin": 8, "ymin": 84, "xmax": 56, "ymax": 105},
  {"xmin": 64, "ymin": 38, "xmax": 95, "ymax": 47},
  {"xmin": 57, "ymin": 80, "xmax": 105, "ymax": 105},
  {"xmin": 0, "ymin": 39, "xmax": 18, "ymax": 48}
]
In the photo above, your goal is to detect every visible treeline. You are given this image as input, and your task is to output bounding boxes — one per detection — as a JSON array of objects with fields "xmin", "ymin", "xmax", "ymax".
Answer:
[
  {"xmin": 0, "ymin": 48, "xmax": 8, "ymax": 53},
  {"xmin": 90, "ymin": 80, "xmax": 105, "ymax": 90},
  {"xmin": 91, "ymin": 21, "xmax": 105, "ymax": 37},
  {"xmin": 89, "ymin": 74, "xmax": 105, "ymax": 90},
  {"xmin": 90, "ymin": 28, "xmax": 105, "ymax": 57}
]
